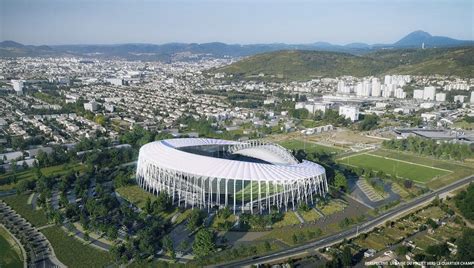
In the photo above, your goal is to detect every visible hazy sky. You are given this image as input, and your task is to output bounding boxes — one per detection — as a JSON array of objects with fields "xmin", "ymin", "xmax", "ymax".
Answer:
[{"xmin": 1, "ymin": 0, "xmax": 472, "ymax": 45}]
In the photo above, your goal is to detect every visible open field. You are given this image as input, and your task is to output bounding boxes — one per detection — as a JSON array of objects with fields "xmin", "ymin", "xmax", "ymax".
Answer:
[
  {"xmin": 278, "ymin": 139, "xmax": 343, "ymax": 155},
  {"xmin": 1, "ymin": 193, "xmax": 49, "ymax": 227},
  {"xmin": 371, "ymin": 149, "xmax": 474, "ymax": 189},
  {"xmin": 0, "ymin": 225, "xmax": 24, "ymax": 268},
  {"xmin": 116, "ymin": 184, "xmax": 156, "ymax": 209},
  {"xmin": 0, "ymin": 163, "xmax": 84, "ymax": 191},
  {"xmin": 41, "ymin": 226, "xmax": 113, "ymax": 268},
  {"xmin": 337, "ymin": 152, "xmax": 451, "ymax": 183}
]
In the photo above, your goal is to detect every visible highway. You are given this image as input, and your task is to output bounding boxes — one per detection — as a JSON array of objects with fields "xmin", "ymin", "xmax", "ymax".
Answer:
[{"xmin": 217, "ymin": 175, "xmax": 474, "ymax": 268}]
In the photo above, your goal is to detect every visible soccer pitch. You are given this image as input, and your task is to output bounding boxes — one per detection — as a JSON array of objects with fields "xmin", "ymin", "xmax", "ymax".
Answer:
[{"xmin": 338, "ymin": 153, "xmax": 451, "ymax": 183}]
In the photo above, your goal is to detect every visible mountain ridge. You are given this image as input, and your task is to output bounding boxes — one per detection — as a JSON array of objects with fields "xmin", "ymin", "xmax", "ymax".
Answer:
[{"xmin": 1, "ymin": 31, "xmax": 472, "ymax": 60}]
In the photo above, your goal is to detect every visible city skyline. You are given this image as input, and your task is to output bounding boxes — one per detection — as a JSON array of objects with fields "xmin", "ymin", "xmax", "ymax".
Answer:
[{"xmin": 1, "ymin": 0, "xmax": 472, "ymax": 45}]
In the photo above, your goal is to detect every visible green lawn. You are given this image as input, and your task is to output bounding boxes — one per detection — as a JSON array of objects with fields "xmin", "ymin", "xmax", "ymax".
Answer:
[
  {"xmin": 371, "ymin": 149, "xmax": 474, "ymax": 188},
  {"xmin": 0, "ymin": 163, "xmax": 84, "ymax": 191},
  {"xmin": 338, "ymin": 153, "xmax": 450, "ymax": 182},
  {"xmin": 115, "ymin": 184, "xmax": 156, "ymax": 209},
  {"xmin": 41, "ymin": 226, "xmax": 113, "ymax": 268},
  {"xmin": 279, "ymin": 139, "xmax": 343, "ymax": 155},
  {"xmin": 273, "ymin": 211, "xmax": 300, "ymax": 228},
  {"xmin": 1, "ymin": 193, "xmax": 49, "ymax": 227},
  {"xmin": 0, "ymin": 225, "xmax": 23, "ymax": 268}
]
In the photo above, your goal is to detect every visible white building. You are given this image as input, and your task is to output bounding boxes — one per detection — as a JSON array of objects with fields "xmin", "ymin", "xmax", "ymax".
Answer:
[
  {"xmin": 413, "ymin": 89, "xmax": 424, "ymax": 100},
  {"xmin": 84, "ymin": 101, "xmax": 99, "ymax": 112},
  {"xmin": 104, "ymin": 103, "xmax": 114, "ymax": 112},
  {"xmin": 105, "ymin": 78, "xmax": 123, "ymax": 86},
  {"xmin": 471, "ymin": 92, "xmax": 474, "ymax": 104},
  {"xmin": 339, "ymin": 106, "xmax": 359, "ymax": 122},
  {"xmin": 371, "ymin": 78, "xmax": 381, "ymax": 97},
  {"xmin": 454, "ymin": 95, "xmax": 466, "ymax": 103},
  {"xmin": 423, "ymin": 86, "xmax": 436, "ymax": 101},
  {"xmin": 435, "ymin": 93, "xmax": 446, "ymax": 102},
  {"xmin": 394, "ymin": 88, "xmax": 406, "ymax": 99},
  {"xmin": 11, "ymin": 80, "xmax": 23, "ymax": 94}
]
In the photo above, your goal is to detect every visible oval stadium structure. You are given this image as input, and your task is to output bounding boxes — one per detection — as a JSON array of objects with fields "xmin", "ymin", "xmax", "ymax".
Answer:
[{"xmin": 136, "ymin": 138, "xmax": 327, "ymax": 214}]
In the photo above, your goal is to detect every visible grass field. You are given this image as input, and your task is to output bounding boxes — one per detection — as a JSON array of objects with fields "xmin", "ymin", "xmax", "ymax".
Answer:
[
  {"xmin": 0, "ymin": 163, "xmax": 84, "ymax": 191},
  {"xmin": 273, "ymin": 211, "xmax": 300, "ymax": 228},
  {"xmin": 279, "ymin": 139, "xmax": 343, "ymax": 155},
  {"xmin": 41, "ymin": 226, "xmax": 113, "ymax": 268},
  {"xmin": 371, "ymin": 149, "xmax": 474, "ymax": 189},
  {"xmin": 1, "ymin": 193, "xmax": 49, "ymax": 227},
  {"xmin": 0, "ymin": 225, "xmax": 23, "ymax": 268},
  {"xmin": 338, "ymin": 153, "xmax": 451, "ymax": 182},
  {"xmin": 115, "ymin": 184, "xmax": 156, "ymax": 209}
]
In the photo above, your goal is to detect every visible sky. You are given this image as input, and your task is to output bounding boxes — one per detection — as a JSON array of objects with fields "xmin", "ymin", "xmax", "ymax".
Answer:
[{"xmin": 0, "ymin": 0, "xmax": 472, "ymax": 45}]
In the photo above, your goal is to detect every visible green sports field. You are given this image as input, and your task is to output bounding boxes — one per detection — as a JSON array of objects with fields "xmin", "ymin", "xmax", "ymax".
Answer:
[{"xmin": 338, "ymin": 153, "xmax": 450, "ymax": 182}]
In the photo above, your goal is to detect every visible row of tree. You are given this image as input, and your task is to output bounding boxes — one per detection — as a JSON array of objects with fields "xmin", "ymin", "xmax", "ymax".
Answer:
[{"xmin": 382, "ymin": 136, "xmax": 473, "ymax": 161}]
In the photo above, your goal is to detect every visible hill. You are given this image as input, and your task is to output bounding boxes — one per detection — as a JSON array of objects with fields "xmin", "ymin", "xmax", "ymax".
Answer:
[
  {"xmin": 214, "ymin": 47, "xmax": 474, "ymax": 80},
  {"xmin": 1, "ymin": 31, "xmax": 472, "ymax": 60}
]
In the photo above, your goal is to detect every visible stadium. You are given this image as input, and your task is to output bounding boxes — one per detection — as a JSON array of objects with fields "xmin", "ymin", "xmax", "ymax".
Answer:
[{"xmin": 136, "ymin": 138, "xmax": 327, "ymax": 214}]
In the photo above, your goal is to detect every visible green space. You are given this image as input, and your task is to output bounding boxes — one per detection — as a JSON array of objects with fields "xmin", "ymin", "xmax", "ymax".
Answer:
[
  {"xmin": 317, "ymin": 199, "xmax": 346, "ymax": 216},
  {"xmin": 0, "ymin": 163, "xmax": 84, "ymax": 191},
  {"xmin": 41, "ymin": 226, "xmax": 113, "ymax": 268},
  {"xmin": 272, "ymin": 211, "xmax": 300, "ymax": 228},
  {"xmin": 338, "ymin": 153, "xmax": 450, "ymax": 182},
  {"xmin": 174, "ymin": 208, "xmax": 193, "ymax": 225},
  {"xmin": 299, "ymin": 209, "xmax": 321, "ymax": 222},
  {"xmin": 1, "ymin": 193, "xmax": 49, "ymax": 227},
  {"xmin": 0, "ymin": 225, "xmax": 23, "ymax": 268},
  {"xmin": 215, "ymin": 47, "xmax": 474, "ymax": 81},
  {"xmin": 211, "ymin": 214, "xmax": 237, "ymax": 230},
  {"xmin": 115, "ymin": 184, "xmax": 156, "ymax": 209},
  {"xmin": 371, "ymin": 149, "xmax": 474, "ymax": 188},
  {"xmin": 279, "ymin": 139, "xmax": 343, "ymax": 155}
]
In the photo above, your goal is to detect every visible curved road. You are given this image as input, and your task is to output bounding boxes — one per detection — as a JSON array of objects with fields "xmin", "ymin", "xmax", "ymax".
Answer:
[{"xmin": 216, "ymin": 175, "xmax": 474, "ymax": 267}]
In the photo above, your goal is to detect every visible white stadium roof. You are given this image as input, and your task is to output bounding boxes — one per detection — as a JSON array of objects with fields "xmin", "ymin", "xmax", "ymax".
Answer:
[{"xmin": 138, "ymin": 138, "xmax": 325, "ymax": 182}]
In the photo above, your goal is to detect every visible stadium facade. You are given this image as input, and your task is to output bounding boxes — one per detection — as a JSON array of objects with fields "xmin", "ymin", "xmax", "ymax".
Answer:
[{"xmin": 136, "ymin": 138, "xmax": 327, "ymax": 214}]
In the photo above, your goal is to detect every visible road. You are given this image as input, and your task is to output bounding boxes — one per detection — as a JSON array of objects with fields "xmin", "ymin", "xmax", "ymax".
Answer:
[{"xmin": 216, "ymin": 175, "xmax": 473, "ymax": 267}]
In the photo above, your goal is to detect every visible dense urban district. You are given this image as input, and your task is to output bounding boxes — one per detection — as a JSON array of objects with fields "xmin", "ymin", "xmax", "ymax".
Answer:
[{"xmin": 0, "ymin": 45, "xmax": 473, "ymax": 268}]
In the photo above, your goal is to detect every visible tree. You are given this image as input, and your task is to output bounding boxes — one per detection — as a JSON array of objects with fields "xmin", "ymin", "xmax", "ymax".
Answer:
[
  {"xmin": 341, "ymin": 246, "xmax": 352, "ymax": 266},
  {"xmin": 162, "ymin": 235, "xmax": 175, "ymax": 260},
  {"xmin": 456, "ymin": 228, "xmax": 474, "ymax": 261},
  {"xmin": 145, "ymin": 197, "xmax": 153, "ymax": 214},
  {"xmin": 187, "ymin": 209, "xmax": 204, "ymax": 231},
  {"xmin": 359, "ymin": 114, "xmax": 379, "ymax": 131},
  {"xmin": 16, "ymin": 179, "xmax": 35, "ymax": 193},
  {"xmin": 84, "ymin": 231, "xmax": 90, "ymax": 241},
  {"xmin": 334, "ymin": 172, "xmax": 348, "ymax": 191},
  {"xmin": 396, "ymin": 245, "xmax": 409, "ymax": 256},
  {"xmin": 192, "ymin": 229, "xmax": 215, "ymax": 259},
  {"xmin": 153, "ymin": 192, "xmax": 171, "ymax": 213}
]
